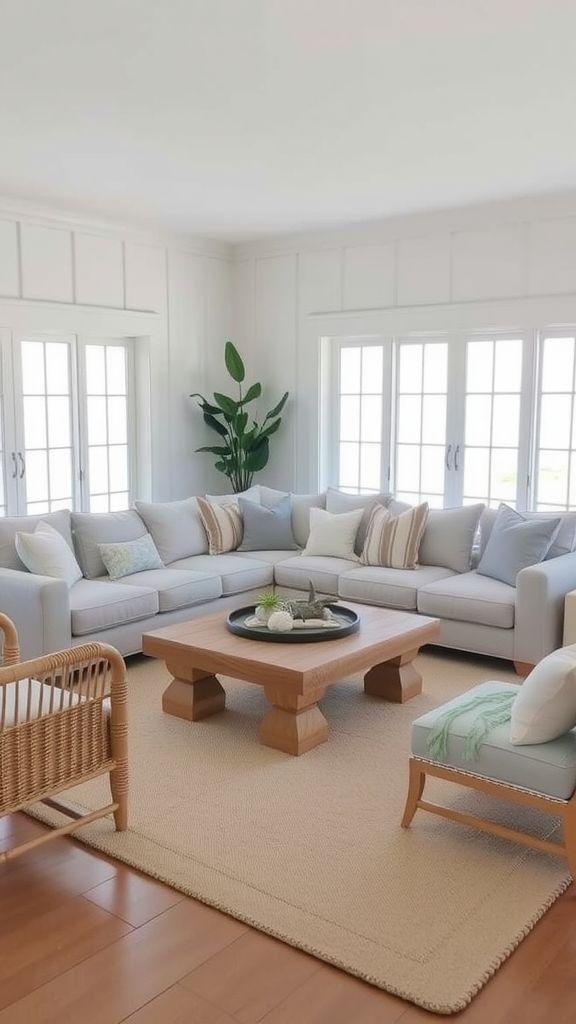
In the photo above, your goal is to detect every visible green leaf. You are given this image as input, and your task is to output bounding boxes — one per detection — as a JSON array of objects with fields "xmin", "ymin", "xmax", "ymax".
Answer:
[
  {"xmin": 202, "ymin": 413, "xmax": 228, "ymax": 437},
  {"xmin": 236, "ymin": 411, "xmax": 248, "ymax": 436},
  {"xmin": 244, "ymin": 437, "xmax": 270, "ymax": 472},
  {"xmin": 195, "ymin": 445, "xmax": 231, "ymax": 455},
  {"xmin": 241, "ymin": 382, "xmax": 262, "ymax": 405},
  {"xmin": 264, "ymin": 391, "xmax": 289, "ymax": 420},
  {"xmin": 213, "ymin": 392, "xmax": 238, "ymax": 417},
  {"xmin": 259, "ymin": 418, "xmax": 282, "ymax": 439},
  {"xmin": 225, "ymin": 341, "xmax": 245, "ymax": 383}
]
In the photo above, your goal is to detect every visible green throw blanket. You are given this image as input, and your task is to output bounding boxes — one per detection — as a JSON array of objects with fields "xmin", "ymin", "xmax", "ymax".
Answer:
[{"xmin": 427, "ymin": 689, "xmax": 516, "ymax": 762}]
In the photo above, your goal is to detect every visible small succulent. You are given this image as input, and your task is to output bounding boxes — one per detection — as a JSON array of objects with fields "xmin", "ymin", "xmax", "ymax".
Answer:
[{"xmin": 254, "ymin": 590, "xmax": 285, "ymax": 623}]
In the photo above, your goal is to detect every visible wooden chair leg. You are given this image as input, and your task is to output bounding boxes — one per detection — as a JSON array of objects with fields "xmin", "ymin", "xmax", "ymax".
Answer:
[{"xmin": 401, "ymin": 757, "xmax": 426, "ymax": 828}]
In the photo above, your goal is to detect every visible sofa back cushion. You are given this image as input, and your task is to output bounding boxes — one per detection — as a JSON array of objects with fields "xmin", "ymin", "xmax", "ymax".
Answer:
[
  {"xmin": 0, "ymin": 509, "xmax": 73, "ymax": 571},
  {"xmin": 476, "ymin": 506, "xmax": 576, "ymax": 564},
  {"xmin": 134, "ymin": 498, "xmax": 208, "ymax": 562},
  {"xmin": 325, "ymin": 487, "xmax": 392, "ymax": 555},
  {"xmin": 290, "ymin": 492, "xmax": 326, "ymax": 548},
  {"xmin": 71, "ymin": 509, "xmax": 147, "ymax": 579},
  {"xmin": 476, "ymin": 504, "xmax": 561, "ymax": 586},
  {"xmin": 419, "ymin": 504, "xmax": 485, "ymax": 574}
]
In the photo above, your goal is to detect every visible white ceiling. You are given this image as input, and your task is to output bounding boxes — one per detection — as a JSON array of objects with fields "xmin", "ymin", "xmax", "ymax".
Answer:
[{"xmin": 1, "ymin": 0, "xmax": 576, "ymax": 243}]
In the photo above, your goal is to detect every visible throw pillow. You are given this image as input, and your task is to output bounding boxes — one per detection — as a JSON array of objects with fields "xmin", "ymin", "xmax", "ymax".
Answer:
[
  {"xmin": 510, "ymin": 645, "xmax": 576, "ymax": 744},
  {"xmin": 360, "ymin": 502, "xmax": 429, "ymax": 569},
  {"xmin": 476, "ymin": 503, "xmax": 561, "ymax": 587},
  {"xmin": 301, "ymin": 507, "xmax": 363, "ymax": 561},
  {"xmin": 325, "ymin": 487, "xmax": 392, "ymax": 555},
  {"xmin": 197, "ymin": 496, "xmax": 243, "ymax": 554},
  {"xmin": 238, "ymin": 494, "xmax": 298, "ymax": 551},
  {"xmin": 15, "ymin": 520, "xmax": 83, "ymax": 586},
  {"xmin": 419, "ymin": 504, "xmax": 485, "ymax": 574},
  {"xmin": 98, "ymin": 533, "xmax": 164, "ymax": 580},
  {"xmin": 134, "ymin": 497, "xmax": 208, "ymax": 562}
]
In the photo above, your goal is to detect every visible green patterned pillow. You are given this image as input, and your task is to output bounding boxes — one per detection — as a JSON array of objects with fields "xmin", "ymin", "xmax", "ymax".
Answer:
[{"xmin": 98, "ymin": 533, "xmax": 164, "ymax": 580}]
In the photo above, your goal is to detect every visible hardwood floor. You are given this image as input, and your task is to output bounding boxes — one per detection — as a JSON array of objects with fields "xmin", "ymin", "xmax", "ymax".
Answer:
[{"xmin": 2, "ymin": 813, "xmax": 576, "ymax": 1023}]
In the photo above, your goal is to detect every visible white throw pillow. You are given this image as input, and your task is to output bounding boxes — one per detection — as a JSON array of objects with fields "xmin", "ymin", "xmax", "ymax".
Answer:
[
  {"xmin": 510, "ymin": 645, "xmax": 576, "ymax": 745},
  {"xmin": 15, "ymin": 520, "xmax": 83, "ymax": 587},
  {"xmin": 301, "ymin": 507, "xmax": 363, "ymax": 561}
]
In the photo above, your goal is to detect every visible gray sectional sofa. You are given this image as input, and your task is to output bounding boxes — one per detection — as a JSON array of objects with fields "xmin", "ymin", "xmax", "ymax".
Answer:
[{"xmin": 1, "ymin": 484, "xmax": 576, "ymax": 670}]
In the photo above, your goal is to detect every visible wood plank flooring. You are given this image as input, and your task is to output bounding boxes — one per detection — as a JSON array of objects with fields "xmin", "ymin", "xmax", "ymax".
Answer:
[{"xmin": 1, "ymin": 812, "xmax": 575, "ymax": 1023}]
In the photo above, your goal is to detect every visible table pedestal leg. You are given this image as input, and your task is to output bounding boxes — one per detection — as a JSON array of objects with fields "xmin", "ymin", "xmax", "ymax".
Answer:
[
  {"xmin": 162, "ymin": 656, "xmax": 226, "ymax": 721},
  {"xmin": 364, "ymin": 648, "xmax": 422, "ymax": 703},
  {"xmin": 260, "ymin": 683, "xmax": 328, "ymax": 756}
]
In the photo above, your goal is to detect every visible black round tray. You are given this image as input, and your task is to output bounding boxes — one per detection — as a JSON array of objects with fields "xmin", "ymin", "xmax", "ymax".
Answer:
[{"xmin": 226, "ymin": 605, "xmax": 360, "ymax": 643}]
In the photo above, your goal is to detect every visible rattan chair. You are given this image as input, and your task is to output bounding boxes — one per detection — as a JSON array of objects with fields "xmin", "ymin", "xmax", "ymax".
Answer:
[{"xmin": 0, "ymin": 612, "xmax": 128, "ymax": 862}]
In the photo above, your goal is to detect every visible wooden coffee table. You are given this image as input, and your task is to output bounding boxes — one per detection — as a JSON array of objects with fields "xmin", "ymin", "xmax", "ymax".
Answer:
[{"xmin": 142, "ymin": 603, "xmax": 440, "ymax": 756}]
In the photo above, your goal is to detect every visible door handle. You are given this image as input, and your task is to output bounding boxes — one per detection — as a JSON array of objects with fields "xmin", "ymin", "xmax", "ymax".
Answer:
[
  {"xmin": 17, "ymin": 451, "xmax": 25, "ymax": 478},
  {"xmin": 11, "ymin": 451, "xmax": 17, "ymax": 478},
  {"xmin": 454, "ymin": 444, "xmax": 460, "ymax": 471},
  {"xmin": 445, "ymin": 444, "xmax": 453, "ymax": 470}
]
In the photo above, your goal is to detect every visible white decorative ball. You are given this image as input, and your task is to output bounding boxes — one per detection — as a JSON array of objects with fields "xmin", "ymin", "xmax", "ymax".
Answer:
[
  {"xmin": 267, "ymin": 610, "xmax": 294, "ymax": 632},
  {"xmin": 255, "ymin": 606, "xmax": 272, "ymax": 624}
]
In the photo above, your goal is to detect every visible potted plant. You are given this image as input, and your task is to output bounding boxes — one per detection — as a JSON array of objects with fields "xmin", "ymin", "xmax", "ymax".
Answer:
[{"xmin": 191, "ymin": 341, "xmax": 289, "ymax": 493}]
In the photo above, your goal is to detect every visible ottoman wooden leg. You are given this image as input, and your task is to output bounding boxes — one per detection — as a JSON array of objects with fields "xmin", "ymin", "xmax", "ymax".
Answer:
[{"xmin": 401, "ymin": 757, "xmax": 426, "ymax": 827}]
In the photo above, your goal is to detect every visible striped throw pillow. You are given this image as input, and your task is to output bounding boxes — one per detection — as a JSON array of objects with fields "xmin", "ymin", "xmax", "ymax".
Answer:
[
  {"xmin": 197, "ymin": 497, "xmax": 243, "ymax": 554},
  {"xmin": 360, "ymin": 502, "xmax": 429, "ymax": 569}
]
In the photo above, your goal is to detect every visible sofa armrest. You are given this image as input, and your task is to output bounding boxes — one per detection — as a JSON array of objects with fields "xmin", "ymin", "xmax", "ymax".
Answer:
[
  {"xmin": 514, "ymin": 552, "xmax": 576, "ymax": 667},
  {"xmin": 0, "ymin": 568, "xmax": 72, "ymax": 660}
]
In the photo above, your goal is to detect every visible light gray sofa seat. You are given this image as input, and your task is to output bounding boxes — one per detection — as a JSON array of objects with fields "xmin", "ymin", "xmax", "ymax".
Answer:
[
  {"xmin": 274, "ymin": 554, "xmax": 359, "ymax": 596},
  {"xmin": 169, "ymin": 553, "xmax": 273, "ymax": 595},
  {"xmin": 115, "ymin": 567, "xmax": 223, "ymax": 612},
  {"xmin": 70, "ymin": 578, "xmax": 159, "ymax": 636},
  {"xmin": 417, "ymin": 571, "xmax": 516, "ymax": 629},
  {"xmin": 338, "ymin": 565, "xmax": 455, "ymax": 611}
]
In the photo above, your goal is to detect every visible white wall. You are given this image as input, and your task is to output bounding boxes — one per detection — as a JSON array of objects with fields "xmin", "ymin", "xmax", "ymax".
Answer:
[
  {"xmin": 0, "ymin": 199, "xmax": 233, "ymax": 500},
  {"xmin": 232, "ymin": 191, "xmax": 576, "ymax": 492}
]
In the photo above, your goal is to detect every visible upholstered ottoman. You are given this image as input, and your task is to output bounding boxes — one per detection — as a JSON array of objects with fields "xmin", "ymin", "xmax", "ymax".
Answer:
[{"xmin": 402, "ymin": 680, "xmax": 576, "ymax": 875}]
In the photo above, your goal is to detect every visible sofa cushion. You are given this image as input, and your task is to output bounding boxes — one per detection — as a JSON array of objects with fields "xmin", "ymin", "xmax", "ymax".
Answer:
[
  {"xmin": 0, "ymin": 509, "xmax": 73, "ymax": 571},
  {"xmin": 510, "ymin": 645, "xmax": 576, "ymax": 745},
  {"xmin": 69, "ymin": 578, "xmax": 159, "ymax": 636},
  {"xmin": 97, "ymin": 534, "xmax": 164, "ymax": 580},
  {"xmin": 419, "ymin": 504, "xmax": 485, "ymax": 574},
  {"xmin": 238, "ymin": 494, "xmax": 298, "ymax": 551},
  {"xmin": 197, "ymin": 497, "xmax": 243, "ymax": 555},
  {"xmin": 476, "ymin": 504, "xmax": 561, "ymax": 586},
  {"xmin": 206, "ymin": 486, "xmax": 261, "ymax": 505},
  {"xmin": 360, "ymin": 502, "xmax": 429, "ymax": 569},
  {"xmin": 302, "ymin": 507, "xmax": 363, "ymax": 561},
  {"xmin": 338, "ymin": 565, "xmax": 454, "ymax": 611},
  {"xmin": 15, "ymin": 520, "xmax": 83, "ymax": 586},
  {"xmin": 476, "ymin": 507, "xmax": 576, "ymax": 564},
  {"xmin": 325, "ymin": 487, "xmax": 392, "ymax": 554},
  {"xmin": 169, "ymin": 553, "xmax": 273, "ymax": 595},
  {"xmin": 71, "ymin": 510, "xmax": 148, "ymax": 579},
  {"xmin": 417, "ymin": 570, "xmax": 515, "ymax": 628},
  {"xmin": 290, "ymin": 492, "xmax": 326, "ymax": 548},
  {"xmin": 134, "ymin": 497, "xmax": 208, "ymax": 561},
  {"xmin": 116, "ymin": 567, "xmax": 222, "ymax": 612},
  {"xmin": 275, "ymin": 554, "xmax": 368, "ymax": 598}
]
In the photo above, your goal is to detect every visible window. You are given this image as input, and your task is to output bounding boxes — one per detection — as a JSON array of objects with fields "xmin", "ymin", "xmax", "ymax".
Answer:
[
  {"xmin": 2, "ymin": 333, "xmax": 135, "ymax": 515},
  {"xmin": 336, "ymin": 344, "xmax": 386, "ymax": 492}
]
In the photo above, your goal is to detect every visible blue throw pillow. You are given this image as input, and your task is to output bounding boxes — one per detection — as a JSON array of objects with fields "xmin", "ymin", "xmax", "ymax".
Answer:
[
  {"xmin": 476, "ymin": 504, "xmax": 561, "ymax": 586},
  {"xmin": 237, "ymin": 494, "xmax": 298, "ymax": 551}
]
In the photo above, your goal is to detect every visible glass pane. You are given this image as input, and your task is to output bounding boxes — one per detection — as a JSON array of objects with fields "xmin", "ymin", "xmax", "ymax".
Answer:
[
  {"xmin": 490, "ymin": 449, "xmax": 518, "ymax": 502},
  {"xmin": 23, "ymin": 396, "xmax": 47, "ymax": 448},
  {"xmin": 397, "ymin": 395, "xmax": 421, "ymax": 443},
  {"xmin": 359, "ymin": 443, "xmax": 381, "ymax": 491},
  {"xmin": 48, "ymin": 449, "xmax": 73, "ymax": 501},
  {"xmin": 106, "ymin": 348, "xmax": 126, "ymax": 395},
  {"xmin": 494, "ymin": 339, "xmax": 522, "ymax": 392},
  {"xmin": 421, "ymin": 395, "xmax": 446, "ymax": 445},
  {"xmin": 361, "ymin": 347, "xmax": 382, "ymax": 393},
  {"xmin": 340, "ymin": 349, "xmax": 361, "ymax": 393},
  {"xmin": 107, "ymin": 397, "xmax": 128, "ymax": 444},
  {"xmin": 465, "ymin": 395, "xmax": 492, "ymax": 446},
  {"xmin": 24, "ymin": 450, "xmax": 48, "ymax": 503},
  {"xmin": 109, "ymin": 446, "xmax": 128, "ymax": 491},
  {"xmin": 47, "ymin": 396, "xmax": 71, "ymax": 447},
  {"xmin": 463, "ymin": 447, "xmax": 490, "ymax": 500},
  {"xmin": 398, "ymin": 345, "xmax": 422, "ymax": 393},
  {"xmin": 570, "ymin": 453, "xmax": 576, "ymax": 507},
  {"xmin": 86, "ymin": 346, "xmax": 106, "ymax": 394},
  {"xmin": 21, "ymin": 342, "xmax": 45, "ymax": 394},
  {"xmin": 110, "ymin": 491, "xmax": 129, "ymax": 511},
  {"xmin": 26, "ymin": 501, "xmax": 50, "ymax": 515},
  {"xmin": 538, "ymin": 450, "xmax": 568, "ymax": 505},
  {"xmin": 90, "ymin": 494, "xmax": 110, "ymax": 512},
  {"xmin": 540, "ymin": 394, "xmax": 571, "ymax": 449},
  {"xmin": 88, "ymin": 396, "xmax": 108, "ymax": 444},
  {"xmin": 45, "ymin": 343, "xmax": 70, "ymax": 394},
  {"xmin": 420, "ymin": 445, "xmax": 445, "ymax": 493},
  {"xmin": 339, "ymin": 442, "xmax": 359, "ymax": 487},
  {"xmin": 89, "ymin": 446, "xmax": 109, "ymax": 493},
  {"xmin": 396, "ymin": 444, "xmax": 420, "ymax": 491},
  {"xmin": 340, "ymin": 396, "xmax": 360, "ymax": 440},
  {"xmin": 423, "ymin": 344, "xmax": 447, "ymax": 392},
  {"xmin": 360, "ymin": 395, "xmax": 381, "ymax": 443},
  {"xmin": 541, "ymin": 337, "xmax": 574, "ymax": 393},
  {"xmin": 492, "ymin": 394, "xmax": 520, "ymax": 447},
  {"xmin": 467, "ymin": 341, "xmax": 493, "ymax": 393}
]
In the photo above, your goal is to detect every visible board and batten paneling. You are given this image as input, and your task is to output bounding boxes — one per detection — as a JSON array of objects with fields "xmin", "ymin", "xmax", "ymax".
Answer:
[
  {"xmin": 342, "ymin": 243, "xmax": 395, "ymax": 310},
  {"xmin": 21, "ymin": 223, "xmax": 74, "ymax": 302},
  {"xmin": 528, "ymin": 217, "xmax": 576, "ymax": 295},
  {"xmin": 124, "ymin": 242, "xmax": 167, "ymax": 313},
  {"xmin": 74, "ymin": 232, "xmax": 124, "ymax": 307},
  {"xmin": 396, "ymin": 233, "xmax": 451, "ymax": 307},
  {"xmin": 451, "ymin": 223, "xmax": 526, "ymax": 302},
  {"xmin": 298, "ymin": 249, "xmax": 341, "ymax": 314},
  {"xmin": 0, "ymin": 219, "xmax": 19, "ymax": 297}
]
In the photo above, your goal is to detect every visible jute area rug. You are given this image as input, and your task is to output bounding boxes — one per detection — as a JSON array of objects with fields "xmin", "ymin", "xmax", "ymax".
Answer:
[{"xmin": 36, "ymin": 647, "xmax": 570, "ymax": 1014}]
